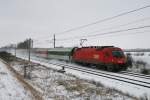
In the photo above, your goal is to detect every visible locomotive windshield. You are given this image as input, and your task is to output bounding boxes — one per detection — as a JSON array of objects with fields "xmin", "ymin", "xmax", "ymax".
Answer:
[{"xmin": 112, "ymin": 51, "xmax": 124, "ymax": 58}]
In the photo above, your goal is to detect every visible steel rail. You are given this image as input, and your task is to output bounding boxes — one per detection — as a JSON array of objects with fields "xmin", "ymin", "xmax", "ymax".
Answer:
[
  {"xmin": 41, "ymin": 61, "xmax": 150, "ymax": 88},
  {"xmin": 119, "ymin": 72, "xmax": 150, "ymax": 80},
  {"xmin": 15, "ymin": 55, "xmax": 150, "ymax": 89},
  {"xmin": 120, "ymin": 71, "xmax": 150, "ymax": 77}
]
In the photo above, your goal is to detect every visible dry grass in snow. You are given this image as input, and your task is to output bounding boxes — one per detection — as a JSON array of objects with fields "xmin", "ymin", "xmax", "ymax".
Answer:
[{"xmin": 9, "ymin": 59, "xmax": 137, "ymax": 100}]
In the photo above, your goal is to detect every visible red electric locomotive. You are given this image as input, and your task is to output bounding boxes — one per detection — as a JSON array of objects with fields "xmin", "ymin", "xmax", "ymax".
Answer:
[{"xmin": 72, "ymin": 46, "xmax": 127, "ymax": 71}]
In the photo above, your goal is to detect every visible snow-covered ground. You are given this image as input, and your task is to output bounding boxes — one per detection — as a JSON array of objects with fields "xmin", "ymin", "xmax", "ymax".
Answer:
[
  {"xmin": 0, "ymin": 60, "xmax": 33, "ymax": 100},
  {"xmin": 0, "ymin": 51, "xmax": 137, "ymax": 100},
  {"xmin": 125, "ymin": 52, "xmax": 150, "ymax": 73},
  {"xmin": 131, "ymin": 52, "xmax": 150, "ymax": 65},
  {"xmin": 32, "ymin": 58, "xmax": 150, "ymax": 99},
  {"xmin": 10, "ymin": 58, "xmax": 135, "ymax": 100},
  {"xmin": 13, "ymin": 53, "xmax": 150, "ymax": 99}
]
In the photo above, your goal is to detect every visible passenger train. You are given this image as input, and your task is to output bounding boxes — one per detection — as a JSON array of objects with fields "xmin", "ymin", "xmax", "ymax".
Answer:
[{"xmin": 24, "ymin": 46, "xmax": 128, "ymax": 72}]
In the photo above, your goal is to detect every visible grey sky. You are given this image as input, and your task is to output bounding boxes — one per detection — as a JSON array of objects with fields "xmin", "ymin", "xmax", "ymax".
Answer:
[{"xmin": 0, "ymin": 0, "xmax": 150, "ymax": 49}]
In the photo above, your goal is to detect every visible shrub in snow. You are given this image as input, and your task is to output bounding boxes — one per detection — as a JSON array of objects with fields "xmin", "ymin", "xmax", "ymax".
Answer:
[
  {"xmin": 140, "ymin": 94, "xmax": 148, "ymax": 100},
  {"xmin": 141, "ymin": 67, "xmax": 150, "ymax": 75},
  {"xmin": 0, "ymin": 52, "xmax": 15, "ymax": 62},
  {"xmin": 126, "ymin": 54, "xmax": 133, "ymax": 67},
  {"xmin": 134, "ymin": 53, "xmax": 145, "ymax": 56},
  {"xmin": 140, "ymin": 52, "xmax": 145, "ymax": 56},
  {"xmin": 135, "ymin": 60, "xmax": 147, "ymax": 67},
  {"xmin": 128, "ymin": 59, "xmax": 150, "ymax": 75}
]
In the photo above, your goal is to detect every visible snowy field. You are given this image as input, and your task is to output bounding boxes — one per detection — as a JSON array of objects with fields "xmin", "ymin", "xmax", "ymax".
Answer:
[
  {"xmin": 10, "ymin": 58, "xmax": 135, "ymax": 100},
  {"xmin": 31, "ymin": 58, "xmax": 150, "ymax": 99},
  {"xmin": 11, "ymin": 53, "xmax": 149, "ymax": 99},
  {"xmin": 125, "ymin": 52, "xmax": 150, "ymax": 73},
  {"xmin": 0, "ymin": 60, "xmax": 33, "ymax": 100},
  {"xmin": 131, "ymin": 52, "xmax": 150, "ymax": 67}
]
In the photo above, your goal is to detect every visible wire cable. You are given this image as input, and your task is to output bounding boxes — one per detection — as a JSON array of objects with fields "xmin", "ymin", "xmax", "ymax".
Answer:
[
  {"xmin": 54, "ymin": 4, "xmax": 150, "ymax": 35},
  {"xmin": 78, "ymin": 17, "xmax": 150, "ymax": 35},
  {"xmin": 32, "ymin": 5, "xmax": 150, "ymax": 40},
  {"xmin": 33, "ymin": 16, "xmax": 150, "ymax": 41},
  {"xmin": 55, "ymin": 30, "xmax": 150, "ymax": 44},
  {"xmin": 57, "ymin": 25, "xmax": 150, "ymax": 41}
]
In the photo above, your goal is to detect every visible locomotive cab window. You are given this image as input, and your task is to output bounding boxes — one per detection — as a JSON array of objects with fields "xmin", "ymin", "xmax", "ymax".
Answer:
[{"xmin": 112, "ymin": 51, "xmax": 124, "ymax": 58}]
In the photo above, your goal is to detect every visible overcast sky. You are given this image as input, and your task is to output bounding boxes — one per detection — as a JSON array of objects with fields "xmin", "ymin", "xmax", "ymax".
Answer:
[{"xmin": 0, "ymin": 0, "xmax": 150, "ymax": 49}]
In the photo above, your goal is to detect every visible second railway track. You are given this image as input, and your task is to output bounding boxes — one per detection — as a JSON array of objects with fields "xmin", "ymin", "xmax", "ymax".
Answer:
[
  {"xmin": 16, "ymin": 55, "xmax": 150, "ymax": 89},
  {"xmin": 119, "ymin": 71, "xmax": 150, "ymax": 79},
  {"xmin": 34, "ymin": 58, "xmax": 150, "ymax": 89}
]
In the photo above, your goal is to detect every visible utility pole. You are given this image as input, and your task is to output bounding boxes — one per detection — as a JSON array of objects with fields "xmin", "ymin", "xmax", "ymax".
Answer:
[
  {"xmin": 15, "ymin": 44, "xmax": 16, "ymax": 59},
  {"xmin": 54, "ymin": 34, "xmax": 56, "ymax": 48},
  {"xmin": 28, "ymin": 38, "xmax": 31, "ymax": 62},
  {"xmin": 24, "ymin": 38, "xmax": 31, "ymax": 78},
  {"xmin": 24, "ymin": 38, "xmax": 32, "ymax": 78},
  {"xmin": 31, "ymin": 39, "xmax": 33, "ymax": 48}
]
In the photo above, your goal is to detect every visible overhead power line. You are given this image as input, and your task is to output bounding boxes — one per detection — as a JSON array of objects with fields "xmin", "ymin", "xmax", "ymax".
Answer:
[
  {"xmin": 33, "ymin": 5, "xmax": 150, "ymax": 40},
  {"xmin": 57, "ymin": 25, "xmax": 150, "ymax": 41},
  {"xmin": 87, "ymin": 30, "xmax": 150, "ymax": 40},
  {"xmin": 33, "ymin": 16, "xmax": 150, "ymax": 41},
  {"xmin": 55, "ymin": 4, "xmax": 150, "ymax": 35},
  {"xmin": 81, "ymin": 17, "xmax": 150, "ymax": 35},
  {"xmin": 56, "ymin": 30, "xmax": 150, "ymax": 43}
]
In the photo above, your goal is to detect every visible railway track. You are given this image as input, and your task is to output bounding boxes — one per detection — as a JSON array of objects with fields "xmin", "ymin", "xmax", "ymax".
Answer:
[
  {"xmin": 16, "ymin": 55, "xmax": 150, "ymax": 89},
  {"xmin": 35, "ymin": 59, "xmax": 150, "ymax": 89},
  {"xmin": 119, "ymin": 71, "xmax": 150, "ymax": 80}
]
